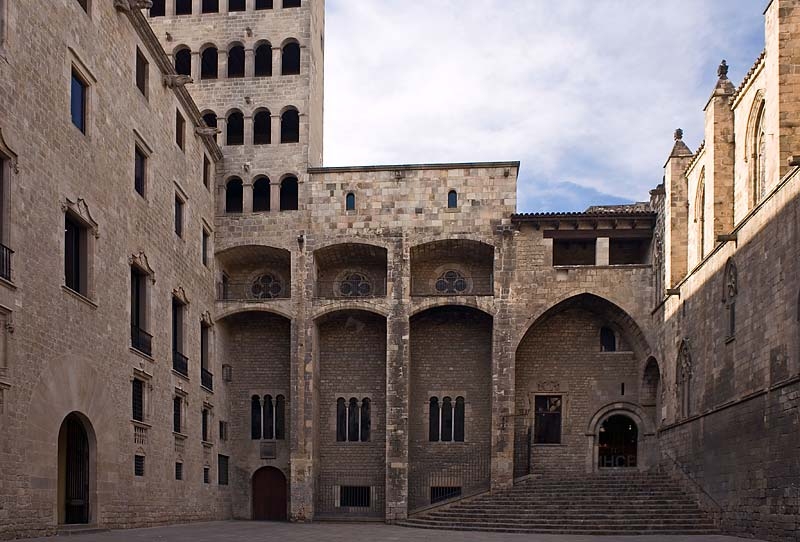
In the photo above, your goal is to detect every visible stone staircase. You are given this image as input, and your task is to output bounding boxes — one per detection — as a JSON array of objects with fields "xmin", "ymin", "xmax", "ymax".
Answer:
[{"xmin": 399, "ymin": 470, "xmax": 718, "ymax": 535}]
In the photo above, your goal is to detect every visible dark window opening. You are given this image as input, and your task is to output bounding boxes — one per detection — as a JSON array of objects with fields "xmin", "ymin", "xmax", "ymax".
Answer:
[
  {"xmin": 336, "ymin": 398, "xmax": 346, "ymax": 442},
  {"xmin": 609, "ymin": 238, "xmax": 650, "ymax": 265},
  {"xmin": 345, "ymin": 192, "xmax": 355, "ymax": 211},
  {"xmin": 428, "ymin": 397, "xmax": 439, "ymax": 442},
  {"xmin": 256, "ymin": 0, "xmax": 272, "ymax": 8},
  {"xmin": 447, "ymin": 190, "xmax": 457, "ymax": 208},
  {"xmin": 202, "ymin": 113, "xmax": 217, "ymax": 142},
  {"xmin": 255, "ymin": 44, "xmax": 272, "ymax": 76},
  {"xmin": 173, "ymin": 396, "xmax": 182, "ymax": 433},
  {"xmin": 600, "ymin": 327, "xmax": 616, "ymax": 352},
  {"xmin": 534, "ymin": 395, "xmax": 562, "ymax": 444},
  {"xmin": 174, "ymin": 195, "xmax": 184, "ymax": 237},
  {"xmin": 218, "ymin": 455, "xmax": 229, "ymax": 485},
  {"xmin": 441, "ymin": 397, "xmax": 453, "ymax": 442},
  {"xmin": 219, "ymin": 420, "xmax": 228, "ymax": 441},
  {"xmin": 360, "ymin": 398, "xmax": 371, "ymax": 442},
  {"xmin": 229, "ymin": 0, "xmax": 245, "ymax": 11},
  {"xmin": 202, "ymin": 408, "xmax": 209, "ymax": 441},
  {"xmin": 150, "ymin": 0, "xmax": 165, "ymax": 16},
  {"xmin": 176, "ymin": 0, "xmax": 191, "ymax": 15},
  {"xmin": 225, "ymin": 178, "xmax": 243, "ymax": 213},
  {"xmin": 347, "ymin": 397, "xmax": 359, "ymax": 442},
  {"xmin": 281, "ymin": 42, "xmax": 300, "ymax": 75},
  {"xmin": 136, "ymin": 48, "xmax": 149, "ymax": 96},
  {"xmin": 431, "ymin": 486, "xmax": 461, "ymax": 504},
  {"xmin": 134, "ymin": 455, "xmax": 145, "ymax": 477},
  {"xmin": 200, "ymin": 323, "xmax": 210, "ymax": 369},
  {"xmin": 226, "ymin": 111, "xmax": 244, "ymax": 146},
  {"xmin": 251, "ymin": 395, "xmax": 262, "ymax": 440},
  {"xmin": 275, "ymin": 395, "xmax": 286, "ymax": 440},
  {"xmin": 64, "ymin": 214, "xmax": 87, "ymax": 295},
  {"xmin": 253, "ymin": 178, "xmax": 271, "ymax": 211},
  {"xmin": 280, "ymin": 109, "xmax": 299, "ymax": 143},
  {"xmin": 283, "ymin": 0, "xmax": 300, "ymax": 7},
  {"xmin": 134, "ymin": 146, "xmax": 146, "ymax": 196},
  {"xmin": 172, "ymin": 297, "xmax": 187, "ymax": 375},
  {"xmin": 130, "ymin": 267, "xmax": 150, "ymax": 355},
  {"xmin": 553, "ymin": 239, "xmax": 596, "ymax": 266},
  {"xmin": 279, "ymin": 177, "xmax": 298, "ymax": 211},
  {"xmin": 132, "ymin": 379, "xmax": 144, "ymax": 422},
  {"xmin": 253, "ymin": 111, "xmax": 271, "ymax": 145},
  {"xmin": 76, "ymin": 0, "xmax": 89, "ymax": 11},
  {"xmin": 174, "ymin": 48, "xmax": 191, "ymax": 76},
  {"xmin": 201, "ymin": 48, "xmax": 218, "ymax": 79},
  {"xmin": 71, "ymin": 70, "xmax": 87, "ymax": 133},
  {"xmin": 263, "ymin": 394, "xmax": 274, "ymax": 440},
  {"xmin": 175, "ymin": 462, "xmax": 183, "ymax": 480},
  {"xmin": 339, "ymin": 486, "xmax": 370, "ymax": 508},
  {"xmin": 202, "ymin": 230, "xmax": 210, "ymax": 266},
  {"xmin": 202, "ymin": 0, "xmax": 219, "ymax": 12},
  {"xmin": 227, "ymin": 46, "xmax": 245, "ymax": 78},
  {"xmin": 454, "ymin": 396, "xmax": 465, "ymax": 442},
  {"xmin": 175, "ymin": 110, "xmax": 185, "ymax": 150},
  {"xmin": 203, "ymin": 155, "xmax": 212, "ymax": 187},
  {"xmin": 203, "ymin": 466, "xmax": 210, "ymax": 484}
]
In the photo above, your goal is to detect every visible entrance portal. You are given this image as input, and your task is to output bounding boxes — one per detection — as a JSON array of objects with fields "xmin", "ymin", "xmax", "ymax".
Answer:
[
  {"xmin": 252, "ymin": 466, "xmax": 287, "ymax": 521},
  {"xmin": 59, "ymin": 413, "xmax": 91, "ymax": 524},
  {"xmin": 598, "ymin": 414, "xmax": 638, "ymax": 468}
]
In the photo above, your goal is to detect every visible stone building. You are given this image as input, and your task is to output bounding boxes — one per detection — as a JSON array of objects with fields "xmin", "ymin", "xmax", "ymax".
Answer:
[{"xmin": 0, "ymin": 0, "xmax": 797, "ymax": 541}]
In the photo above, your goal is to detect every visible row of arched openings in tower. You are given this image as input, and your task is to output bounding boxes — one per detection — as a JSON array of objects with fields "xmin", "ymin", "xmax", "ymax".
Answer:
[
  {"xmin": 151, "ymin": 0, "xmax": 301, "ymax": 17},
  {"xmin": 226, "ymin": 176, "xmax": 299, "ymax": 213},
  {"xmin": 173, "ymin": 42, "xmax": 300, "ymax": 79},
  {"xmin": 251, "ymin": 395, "xmax": 286, "ymax": 440},
  {"xmin": 202, "ymin": 109, "xmax": 299, "ymax": 146}
]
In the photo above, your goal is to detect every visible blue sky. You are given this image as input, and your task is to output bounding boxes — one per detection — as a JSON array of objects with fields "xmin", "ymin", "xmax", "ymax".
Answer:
[{"xmin": 322, "ymin": 1, "xmax": 766, "ymax": 212}]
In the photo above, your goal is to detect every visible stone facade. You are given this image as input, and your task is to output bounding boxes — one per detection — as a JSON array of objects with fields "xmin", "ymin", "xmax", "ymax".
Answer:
[{"xmin": 0, "ymin": 0, "xmax": 799, "ymax": 541}]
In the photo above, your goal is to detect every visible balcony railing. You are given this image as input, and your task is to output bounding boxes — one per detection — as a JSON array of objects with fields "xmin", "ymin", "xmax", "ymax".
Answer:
[
  {"xmin": 201, "ymin": 368, "xmax": 213, "ymax": 390},
  {"xmin": 411, "ymin": 274, "xmax": 494, "ymax": 297},
  {"xmin": 173, "ymin": 350, "xmax": 189, "ymax": 377},
  {"xmin": 217, "ymin": 281, "xmax": 290, "ymax": 302},
  {"xmin": 315, "ymin": 278, "xmax": 387, "ymax": 299},
  {"xmin": 0, "ymin": 243, "xmax": 12, "ymax": 281},
  {"xmin": 131, "ymin": 325, "xmax": 153, "ymax": 356}
]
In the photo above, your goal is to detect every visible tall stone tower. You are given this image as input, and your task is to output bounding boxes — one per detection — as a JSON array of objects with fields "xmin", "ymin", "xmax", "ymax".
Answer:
[{"xmin": 147, "ymin": 0, "xmax": 324, "ymax": 215}]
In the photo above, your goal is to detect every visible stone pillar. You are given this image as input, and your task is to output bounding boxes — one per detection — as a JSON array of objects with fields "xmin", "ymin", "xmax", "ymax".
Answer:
[
  {"xmin": 595, "ymin": 237, "xmax": 610, "ymax": 266},
  {"xmin": 242, "ymin": 182, "xmax": 253, "ymax": 214},
  {"xmin": 271, "ymin": 114, "xmax": 281, "ymax": 146},
  {"xmin": 190, "ymin": 51, "xmax": 201, "ymax": 83},
  {"xmin": 218, "ymin": 48, "xmax": 227, "ymax": 79},
  {"xmin": 246, "ymin": 0, "xmax": 255, "ymax": 10},
  {"xmin": 270, "ymin": 181, "xmax": 281, "ymax": 212},
  {"xmin": 217, "ymin": 117, "xmax": 227, "ymax": 147},
  {"xmin": 244, "ymin": 48, "xmax": 255, "ymax": 78},
  {"xmin": 663, "ymin": 131, "xmax": 694, "ymax": 287},
  {"xmin": 243, "ymin": 115, "xmax": 253, "ymax": 147},
  {"xmin": 219, "ymin": 0, "xmax": 228, "ymax": 13},
  {"xmin": 272, "ymin": 47, "xmax": 281, "ymax": 76},
  {"xmin": 165, "ymin": 0, "xmax": 175, "ymax": 16},
  {"xmin": 704, "ymin": 65, "xmax": 735, "ymax": 245},
  {"xmin": 192, "ymin": 0, "xmax": 201, "ymax": 14},
  {"xmin": 385, "ymin": 238, "xmax": 410, "ymax": 521}
]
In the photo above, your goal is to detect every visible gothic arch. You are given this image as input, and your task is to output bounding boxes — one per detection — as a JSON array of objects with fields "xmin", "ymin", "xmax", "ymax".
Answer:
[{"xmin": 745, "ymin": 90, "xmax": 767, "ymax": 207}]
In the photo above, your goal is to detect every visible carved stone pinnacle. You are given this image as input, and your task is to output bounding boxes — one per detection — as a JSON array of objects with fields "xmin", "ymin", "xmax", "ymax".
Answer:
[
  {"xmin": 674, "ymin": 128, "xmax": 683, "ymax": 141},
  {"xmin": 717, "ymin": 60, "xmax": 729, "ymax": 80}
]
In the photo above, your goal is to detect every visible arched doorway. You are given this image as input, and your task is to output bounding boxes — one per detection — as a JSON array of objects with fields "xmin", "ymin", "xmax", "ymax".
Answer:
[
  {"xmin": 58, "ymin": 413, "xmax": 93, "ymax": 524},
  {"xmin": 598, "ymin": 414, "xmax": 638, "ymax": 469},
  {"xmin": 252, "ymin": 467, "xmax": 287, "ymax": 521}
]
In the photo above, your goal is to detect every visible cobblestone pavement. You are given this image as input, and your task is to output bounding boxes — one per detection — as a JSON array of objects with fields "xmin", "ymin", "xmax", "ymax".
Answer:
[{"xmin": 24, "ymin": 521, "xmax": 768, "ymax": 542}]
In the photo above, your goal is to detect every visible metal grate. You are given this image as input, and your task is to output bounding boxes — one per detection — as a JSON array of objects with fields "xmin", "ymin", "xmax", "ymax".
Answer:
[
  {"xmin": 132, "ymin": 379, "xmax": 144, "ymax": 422},
  {"xmin": 134, "ymin": 455, "xmax": 145, "ymax": 477},
  {"xmin": 175, "ymin": 462, "xmax": 183, "ymax": 481}
]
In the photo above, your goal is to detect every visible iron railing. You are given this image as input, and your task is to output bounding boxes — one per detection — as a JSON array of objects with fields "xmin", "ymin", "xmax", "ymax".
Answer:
[
  {"xmin": 316, "ymin": 472, "xmax": 384, "ymax": 519},
  {"xmin": 409, "ymin": 452, "xmax": 491, "ymax": 512},
  {"xmin": 410, "ymin": 274, "xmax": 494, "ymax": 297},
  {"xmin": 173, "ymin": 350, "xmax": 189, "ymax": 377},
  {"xmin": 0, "ymin": 243, "xmax": 12, "ymax": 281},
  {"xmin": 131, "ymin": 324, "xmax": 152, "ymax": 356},
  {"xmin": 217, "ymin": 281, "xmax": 290, "ymax": 302},
  {"xmin": 315, "ymin": 278, "xmax": 387, "ymax": 299},
  {"xmin": 513, "ymin": 425, "xmax": 532, "ymax": 479},
  {"xmin": 201, "ymin": 368, "xmax": 213, "ymax": 390}
]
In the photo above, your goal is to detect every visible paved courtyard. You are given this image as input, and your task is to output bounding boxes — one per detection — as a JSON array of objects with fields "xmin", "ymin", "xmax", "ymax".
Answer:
[{"xmin": 24, "ymin": 521, "xmax": 768, "ymax": 542}]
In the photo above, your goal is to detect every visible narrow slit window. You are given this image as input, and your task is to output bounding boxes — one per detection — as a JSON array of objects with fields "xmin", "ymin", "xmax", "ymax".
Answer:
[
  {"xmin": 135, "ymin": 48, "xmax": 149, "ymax": 97},
  {"xmin": 71, "ymin": 70, "xmax": 88, "ymax": 133},
  {"xmin": 345, "ymin": 192, "xmax": 355, "ymax": 211},
  {"xmin": 447, "ymin": 190, "xmax": 457, "ymax": 209}
]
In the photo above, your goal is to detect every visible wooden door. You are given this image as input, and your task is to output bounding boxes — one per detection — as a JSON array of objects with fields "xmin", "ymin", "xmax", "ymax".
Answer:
[{"xmin": 252, "ymin": 467, "xmax": 287, "ymax": 521}]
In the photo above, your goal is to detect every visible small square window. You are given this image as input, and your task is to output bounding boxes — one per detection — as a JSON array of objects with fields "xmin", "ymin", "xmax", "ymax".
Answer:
[
  {"xmin": 174, "ymin": 195, "xmax": 184, "ymax": 237},
  {"xmin": 134, "ymin": 455, "xmax": 145, "ymax": 477},
  {"xmin": 71, "ymin": 70, "xmax": 88, "ymax": 133},
  {"xmin": 175, "ymin": 462, "xmax": 183, "ymax": 481},
  {"xmin": 134, "ymin": 146, "xmax": 146, "ymax": 197},
  {"xmin": 203, "ymin": 466, "xmax": 210, "ymax": 484},
  {"xmin": 136, "ymin": 48, "xmax": 149, "ymax": 97},
  {"xmin": 176, "ymin": 110, "xmax": 185, "ymax": 151}
]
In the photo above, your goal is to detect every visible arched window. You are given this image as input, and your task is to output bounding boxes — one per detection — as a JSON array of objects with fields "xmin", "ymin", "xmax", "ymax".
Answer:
[
  {"xmin": 281, "ymin": 42, "xmax": 301, "ymax": 75},
  {"xmin": 263, "ymin": 394, "xmax": 274, "ymax": 440},
  {"xmin": 201, "ymin": 47, "xmax": 218, "ymax": 79},
  {"xmin": 360, "ymin": 398, "xmax": 371, "ymax": 442},
  {"xmin": 202, "ymin": 112, "xmax": 218, "ymax": 141},
  {"xmin": 428, "ymin": 397, "xmax": 439, "ymax": 442},
  {"xmin": 345, "ymin": 192, "xmax": 355, "ymax": 211},
  {"xmin": 338, "ymin": 272, "xmax": 371, "ymax": 297},
  {"xmin": 256, "ymin": 0, "xmax": 272, "ymax": 8},
  {"xmin": 176, "ymin": 0, "xmax": 191, "ymax": 15},
  {"xmin": 253, "ymin": 110, "xmax": 271, "ymax": 145},
  {"xmin": 723, "ymin": 259, "xmax": 738, "ymax": 339},
  {"xmin": 435, "ymin": 270, "xmax": 468, "ymax": 295},
  {"xmin": 226, "ymin": 110, "xmax": 244, "ymax": 146},
  {"xmin": 251, "ymin": 395, "xmax": 262, "ymax": 440},
  {"xmin": 753, "ymin": 100, "xmax": 767, "ymax": 205},
  {"xmin": 280, "ymin": 176, "xmax": 298, "ymax": 211},
  {"xmin": 174, "ymin": 48, "xmax": 191, "ymax": 76},
  {"xmin": 202, "ymin": 0, "xmax": 219, "ymax": 13},
  {"xmin": 336, "ymin": 398, "xmax": 347, "ymax": 442},
  {"xmin": 695, "ymin": 169, "xmax": 706, "ymax": 260},
  {"xmin": 347, "ymin": 398, "xmax": 360, "ymax": 442},
  {"xmin": 677, "ymin": 339, "xmax": 692, "ymax": 420},
  {"xmin": 600, "ymin": 326, "xmax": 616, "ymax": 352},
  {"xmin": 447, "ymin": 190, "xmax": 457, "ymax": 209},
  {"xmin": 253, "ymin": 177, "xmax": 271, "ymax": 212},
  {"xmin": 454, "ymin": 396, "xmax": 465, "ymax": 442},
  {"xmin": 281, "ymin": 109, "xmax": 299, "ymax": 143},
  {"xmin": 441, "ymin": 397, "xmax": 453, "ymax": 442},
  {"xmin": 227, "ymin": 45, "xmax": 245, "ymax": 78},
  {"xmin": 255, "ymin": 43, "xmax": 272, "ymax": 76},
  {"xmin": 283, "ymin": 0, "xmax": 300, "ymax": 7},
  {"xmin": 150, "ymin": 0, "xmax": 165, "ymax": 16},
  {"xmin": 228, "ymin": 0, "xmax": 245, "ymax": 11},
  {"xmin": 225, "ymin": 177, "xmax": 243, "ymax": 213},
  {"xmin": 275, "ymin": 395, "xmax": 286, "ymax": 440}
]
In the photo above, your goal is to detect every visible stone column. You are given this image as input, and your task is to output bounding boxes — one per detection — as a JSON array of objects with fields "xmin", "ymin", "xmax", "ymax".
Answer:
[
  {"xmin": 271, "ymin": 114, "xmax": 281, "ymax": 146},
  {"xmin": 242, "ymin": 182, "xmax": 253, "ymax": 214},
  {"xmin": 270, "ymin": 181, "xmax": 281, "ymax": 212},
  {"xmin": 219, "ymin": 0, "xmax": 228, "ymax": 13},
  {"xmin": 218, "ymin": 48, "xmax": 227, "ymax": 80},
  {"xmin": 385, "ymin": 238, "xmax": 409, "ymax": 521},
  {"xmin": 217, "ymin": 117, "xmax": 227, "ymax": 147},
  {"xmin": 243, "ymin": 115, "xmax": 253, "ymax": 147},
  {"xmin": 165, "ymin": 0, "xmax": 175, "ymax": 16},
  {"xmin": 192, "ymin": 0, "xmax": 201, "ymax": 14},
  {"xmin": 272, "ymin": 46, "xmax": 281, "ymax": 76},
  {"xmin": 244, "ymin": 48, "xmax": 255, "ymax": 78},
  {"xmin": 246, "ymin": 0, "xmax": 255, "ymax": 10},
  {"xmin": 191, "ymin": 51, "xmax": 201, "ymax": 83},
  {"xmin": 596, "ymin": 237, "xmax": 610, "ymax": 266}
]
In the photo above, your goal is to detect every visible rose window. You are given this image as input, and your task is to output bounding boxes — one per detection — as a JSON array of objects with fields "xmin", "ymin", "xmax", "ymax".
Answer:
[
  {"xmin": 338, "ymin": 273, "xmax": 372, "ymax": 297},
  {"xmin": 435, "ymin": 270, "xmax": 468, "ymax": 294},
  {"xmin": 250, "ymin": 274, "xmax": 283, "ymax": 299}
]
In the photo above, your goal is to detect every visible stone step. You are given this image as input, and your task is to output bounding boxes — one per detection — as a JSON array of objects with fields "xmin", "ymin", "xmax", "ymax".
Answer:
[{"xmin": 398, "ymin": 520, "xmax": 718, "ymax": 535}]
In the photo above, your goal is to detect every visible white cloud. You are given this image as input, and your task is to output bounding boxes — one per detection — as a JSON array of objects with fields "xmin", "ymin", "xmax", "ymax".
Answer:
[{"xmin": 323, "ymin": 0, "xmax": 766, "ymax": 211}]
